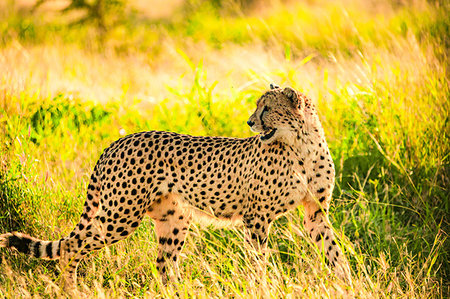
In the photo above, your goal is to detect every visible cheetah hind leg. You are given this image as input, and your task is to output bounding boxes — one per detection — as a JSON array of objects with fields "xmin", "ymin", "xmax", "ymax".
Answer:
[
  {"xmin": 58, "ymin": 219, "xmax": 110, "ymax": 292},
  {"xmin": 303, "ymin": 201, "xmax": 352, "ymax": 284},
  {"xmin": 241, "ymin": 212, "xmax": 274, "ymax": 292},
  {"xmin": 147, "ymin": 194, "xmax": 191, "ymax": 285},
  {"xmin": 243, "ymin": 212, "xmax": 272, "ymax": 253},
  {"xmin": 59, "ymin": 211, "xmax": 145, "ymax": 292}
]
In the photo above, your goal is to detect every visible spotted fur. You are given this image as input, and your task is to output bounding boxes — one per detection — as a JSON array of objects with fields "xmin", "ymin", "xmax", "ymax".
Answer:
[{"xmin": 0, "ymin": 85, "xmax": 351, "ymax": 290}]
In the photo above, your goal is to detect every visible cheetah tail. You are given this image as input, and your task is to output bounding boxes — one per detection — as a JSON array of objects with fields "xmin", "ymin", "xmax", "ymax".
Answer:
[{"xmin": 0, "ymin": 232, "xmax": 62, "ymax": 260}]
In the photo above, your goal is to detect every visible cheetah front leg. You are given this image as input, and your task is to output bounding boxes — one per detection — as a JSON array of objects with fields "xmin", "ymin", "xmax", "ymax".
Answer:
[{"xmin": 302, "ymin": 199, "xmax": 352, "ymax": 283}]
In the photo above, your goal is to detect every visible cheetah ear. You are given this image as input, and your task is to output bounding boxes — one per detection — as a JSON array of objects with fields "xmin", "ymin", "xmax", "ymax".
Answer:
[
  {"xmin": 282, "ymin": 87, "xmax": 300, "ymax": 108},
  {"xmin": 270, "ymin": 83, "xmax": 280, "ymax": 90}
]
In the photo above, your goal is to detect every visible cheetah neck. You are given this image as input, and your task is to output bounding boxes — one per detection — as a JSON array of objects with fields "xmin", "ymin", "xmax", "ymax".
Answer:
[{"xmin": 290, "ymin": 109, "xmax": 328, "ymax": 159}]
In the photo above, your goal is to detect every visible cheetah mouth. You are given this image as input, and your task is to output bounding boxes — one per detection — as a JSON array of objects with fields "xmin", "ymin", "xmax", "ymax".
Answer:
[{"xmin": 260, "ymin": 128, "xmax": 277, "ymax": 141}]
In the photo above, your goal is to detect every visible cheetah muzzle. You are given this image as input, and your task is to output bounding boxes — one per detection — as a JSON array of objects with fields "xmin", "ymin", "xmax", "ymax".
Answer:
[
  {"xmin": 0, "ymin": 84, "xmax": 352, "ymax": 291},
  {"xmin": 260, "ymin": 128, "xmax": 277, "ymax": 141}
]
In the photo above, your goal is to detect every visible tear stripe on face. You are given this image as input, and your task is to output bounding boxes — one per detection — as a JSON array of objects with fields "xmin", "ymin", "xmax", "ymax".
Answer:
[{"xmin": 260, "ymin": 106, "xmax": 268, "ymax": 129}]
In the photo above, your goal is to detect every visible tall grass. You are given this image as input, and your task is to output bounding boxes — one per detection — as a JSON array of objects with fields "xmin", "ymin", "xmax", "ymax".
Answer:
[{"xmin": 0, "ymin": 0, "xmax": 448, "ymax": 297}]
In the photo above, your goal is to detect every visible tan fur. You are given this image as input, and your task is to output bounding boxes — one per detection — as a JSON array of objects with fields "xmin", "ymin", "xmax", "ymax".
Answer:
[{"xmin": 0, "ymin": 85, "xmax": 352, "ymax": 291}]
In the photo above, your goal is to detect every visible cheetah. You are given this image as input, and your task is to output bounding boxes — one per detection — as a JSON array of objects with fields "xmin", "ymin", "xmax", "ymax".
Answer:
[{"xmin": 0, "ymin": 85, "xmax": 351, "ymax": 290}]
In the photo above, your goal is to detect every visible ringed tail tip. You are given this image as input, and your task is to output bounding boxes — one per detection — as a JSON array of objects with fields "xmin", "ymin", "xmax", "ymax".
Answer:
[{"xmin": 0, "ymin": 232, "xmax": 14, "ymax": 248}]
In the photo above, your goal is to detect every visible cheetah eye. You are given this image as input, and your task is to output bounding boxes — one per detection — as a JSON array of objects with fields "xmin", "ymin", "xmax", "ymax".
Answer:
[{"xmin": 261, "ymin": 106, "xmax": 269, "ymax": 116}]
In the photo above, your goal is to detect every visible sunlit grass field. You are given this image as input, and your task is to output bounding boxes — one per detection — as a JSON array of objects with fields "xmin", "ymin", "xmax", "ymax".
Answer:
[{"xmin": 0, "ymin": 0, "xmax": 448, "ymax": 297}]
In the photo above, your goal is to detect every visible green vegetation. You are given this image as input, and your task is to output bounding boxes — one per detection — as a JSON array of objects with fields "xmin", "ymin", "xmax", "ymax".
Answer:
[{"xmin": 0, "ymin": 0, "xmax": 448, "ymax": 297}]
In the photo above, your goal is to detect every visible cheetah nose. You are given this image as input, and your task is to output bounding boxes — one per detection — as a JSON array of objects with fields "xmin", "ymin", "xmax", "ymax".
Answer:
[{"xmin": 247, "ymin": 120, "xmax": 255, "ymax": 127}]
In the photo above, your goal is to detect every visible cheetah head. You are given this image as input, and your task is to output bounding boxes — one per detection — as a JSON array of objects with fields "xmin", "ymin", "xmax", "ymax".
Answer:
[{"xmin": 247, "ymin": 84, "xmax": 304, "ymax": 145}]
